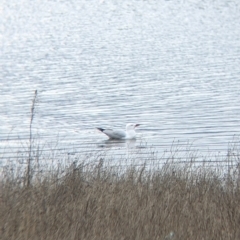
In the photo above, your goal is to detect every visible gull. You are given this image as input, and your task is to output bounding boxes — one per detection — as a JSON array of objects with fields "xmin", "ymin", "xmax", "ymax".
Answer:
[{"xmin": 97, "ymin": 123, "xmax": 140, "ymax": 139}]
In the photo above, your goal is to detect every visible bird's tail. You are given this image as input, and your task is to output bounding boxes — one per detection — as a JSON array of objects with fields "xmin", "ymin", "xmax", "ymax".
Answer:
[{"xmin": 96, "ymin": 127, "xmax": 105, "ymax": 132}]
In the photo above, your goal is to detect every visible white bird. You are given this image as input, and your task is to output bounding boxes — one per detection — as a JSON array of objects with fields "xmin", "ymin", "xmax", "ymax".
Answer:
[{"xmin": 97, "ymin": 123, "xmax": 140, "ymax": 139}]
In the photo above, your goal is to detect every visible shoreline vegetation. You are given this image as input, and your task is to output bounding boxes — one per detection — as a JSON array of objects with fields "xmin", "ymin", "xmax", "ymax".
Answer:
[
  {"xmin": 1, "ymin": 152, "xmax": 240, "ymax": 240},
  {"xmin": 1, "ymin": 92, "xmax": 240, "ymax": 239}
]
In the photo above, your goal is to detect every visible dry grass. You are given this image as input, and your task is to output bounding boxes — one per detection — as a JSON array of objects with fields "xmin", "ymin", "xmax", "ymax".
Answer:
[{"xmin": 1, "ymin": 156, "xmax": 240, "ymax": 240}]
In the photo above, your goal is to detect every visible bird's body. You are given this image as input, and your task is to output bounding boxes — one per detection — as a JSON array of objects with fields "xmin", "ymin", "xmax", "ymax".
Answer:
[{"xmin": 97, "ymin": 123, "xmax": 140, "ymax": 139}]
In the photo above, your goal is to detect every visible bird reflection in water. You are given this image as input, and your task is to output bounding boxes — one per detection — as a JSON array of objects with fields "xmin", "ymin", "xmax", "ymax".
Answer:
[{"xmin": 98, "ymin": 138, "xmax": 137, "ymax": 149}]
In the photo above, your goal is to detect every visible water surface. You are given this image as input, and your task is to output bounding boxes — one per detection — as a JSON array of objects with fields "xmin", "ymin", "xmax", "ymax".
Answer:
[{"xmin": 1, "ymin": 0, "xmax": 240, "ymax": 164}]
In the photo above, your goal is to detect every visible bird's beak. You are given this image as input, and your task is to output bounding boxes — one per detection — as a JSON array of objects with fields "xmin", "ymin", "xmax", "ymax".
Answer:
[{"xmin": 135, "ymin": 124, "xmax": 140, "ymax": 128}]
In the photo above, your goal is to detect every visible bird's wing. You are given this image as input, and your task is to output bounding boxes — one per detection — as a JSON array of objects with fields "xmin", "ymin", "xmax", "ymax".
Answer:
[{"xmin": 97, "ymin": 128, "xmax": 126, "ymax": 139}]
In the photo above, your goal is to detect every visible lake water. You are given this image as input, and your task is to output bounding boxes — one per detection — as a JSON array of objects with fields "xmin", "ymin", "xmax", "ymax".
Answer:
[{"xmin": 1, "ymin": 0, "xmax": 240, "ymax": 167}]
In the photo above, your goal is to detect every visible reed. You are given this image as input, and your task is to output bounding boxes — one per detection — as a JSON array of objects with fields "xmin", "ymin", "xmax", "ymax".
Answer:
[
  {"xmin": 26, "ymin": 90, "xmax": 38, "ymax": 187},
  {"xmin": 1, "ymin": 152, "xmax": 240, "ymax": 240}
]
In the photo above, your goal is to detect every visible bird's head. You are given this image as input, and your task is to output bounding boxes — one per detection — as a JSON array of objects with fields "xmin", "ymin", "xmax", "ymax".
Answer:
[{"xmin": 126, "ymin": 123, "xmax": 141, "ymax": 131}]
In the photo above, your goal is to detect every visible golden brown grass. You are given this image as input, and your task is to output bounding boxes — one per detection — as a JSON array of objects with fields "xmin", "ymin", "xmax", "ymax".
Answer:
[{"xmin": 1, "ymin": 157, "xmax": 240, "ymax": 240}]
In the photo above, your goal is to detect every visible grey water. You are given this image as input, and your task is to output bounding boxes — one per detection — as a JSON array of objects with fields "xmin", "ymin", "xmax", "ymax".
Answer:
[{"xmin": 1, "ymin": 0, "xmax": 240, "ymax": 165}]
